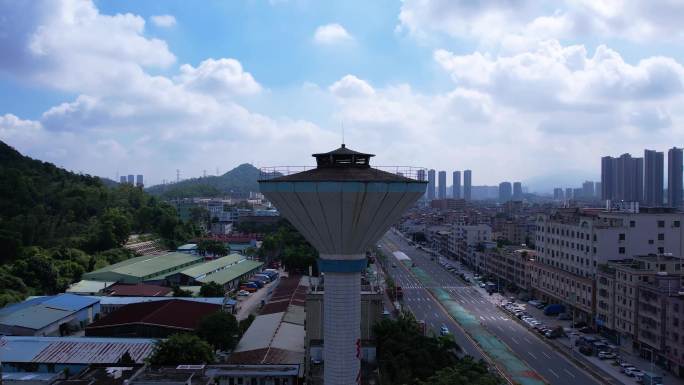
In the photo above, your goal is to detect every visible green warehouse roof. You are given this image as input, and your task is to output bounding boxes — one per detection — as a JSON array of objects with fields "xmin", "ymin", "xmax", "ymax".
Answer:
[
  {"xmin": 83, "ymin": 252, "xmax": 203, "ymax": 283},
  {"xmin": 197, "ymin": 260, "xmax": 263, "ymax": 285},
  {"xmin": 179, "ymin": 254, "xmax": 245, "ymax": 279}
]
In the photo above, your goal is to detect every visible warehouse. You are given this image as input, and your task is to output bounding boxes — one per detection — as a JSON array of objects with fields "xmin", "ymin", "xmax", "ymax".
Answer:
[
  {"xmin": 165, "ymin": 253, "xmax": 245, "ymax": 286},
  {"xmin": 85, "ymin": 299, "xmax": 220, "ymax": 338},
  {"xmin": 0, "ymin": 294, "xmax": 100, "ymax": 336},
  {"xmin": 196, "ymin": 259, "xmax": 264, "ymax": 290},
  {"xmin": 82, "ymin": 252, "xmax": 203, "ymax": 284},
  {"xmin": 0, "ymin": 336, "xmax": 155, "ymax": 374}
]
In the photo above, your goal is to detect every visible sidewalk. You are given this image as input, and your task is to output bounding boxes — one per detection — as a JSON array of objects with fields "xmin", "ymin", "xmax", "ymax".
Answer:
[{"xmin": 504, "ymin": 297, "xmax": 682, "ymax": 385}]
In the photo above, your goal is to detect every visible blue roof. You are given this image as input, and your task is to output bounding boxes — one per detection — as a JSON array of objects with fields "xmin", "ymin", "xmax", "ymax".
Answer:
[{"xmin": 41, "ymin": 294, "xmax": 99, "ymax": 311}]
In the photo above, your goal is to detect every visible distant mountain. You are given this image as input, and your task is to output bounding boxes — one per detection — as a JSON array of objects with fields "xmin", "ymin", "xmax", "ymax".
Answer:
[
  {"xmin": 98, "ymin": 177, "xmax": 120, "ymax": 188},
  {"xmin": 523, "ymin": 170, "xmax": 599, "ymax": 194},
  {"xmin": 145, "ymin": 163, "xmax": 261, "ymax": 198}
]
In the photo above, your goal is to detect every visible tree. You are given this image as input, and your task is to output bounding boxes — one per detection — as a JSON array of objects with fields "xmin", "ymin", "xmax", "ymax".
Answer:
[
  {"xmin": 416, "ymin": 357, "xmax": 501, "ymax": 385},
  {"xmin": 374, "ymin": 313, "xmax": 461, "ymax": 384},
  {"xmin": 199, "ymin": 281, "xmax": 225, "ymax": 297},
  {"xmin": 196, "ymin": 311, "xmax": 240, "ymax": 351},
  {"xmin": 172, "ymin": 286, "xmax": 193, "ymax": 297},
  {"xmin": 238, "ymin": 314, "xmax": 255, "ymax": 337},
  {"xmin": 149, "ymin": 334, "xmax": 214, "ymax": 365},
  {"xmin": 118, "ymin": 351, "xmax": 135, "ymax": 365},
  {"xmin": 197, "ymin": 240, "xmax": 229, "ymax": 257}
]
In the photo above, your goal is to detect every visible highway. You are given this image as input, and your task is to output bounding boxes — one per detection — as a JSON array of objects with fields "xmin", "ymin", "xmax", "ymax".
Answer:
[{"xmin": 380, "ymin": 230, "xmax": 607, "ymax": 385}]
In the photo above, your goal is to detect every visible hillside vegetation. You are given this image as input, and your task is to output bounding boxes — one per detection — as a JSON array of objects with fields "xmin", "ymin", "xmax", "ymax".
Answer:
[
  {"xmin": 0, "ymin": 141, "xmax": 194, "ymax": 306},
  {"xmin": 145, "ymin": 163, "xmax": 261, "ymax": 199}
]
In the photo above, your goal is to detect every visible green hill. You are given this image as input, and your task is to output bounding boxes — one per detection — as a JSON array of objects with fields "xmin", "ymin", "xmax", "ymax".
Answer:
[
  {"xmin": 145, "ymin": 163, "xmax": 261, "ymax": 198},
  {"xmin": 0, "ymin": 140, "xmax": 194, "ymax": 305}
]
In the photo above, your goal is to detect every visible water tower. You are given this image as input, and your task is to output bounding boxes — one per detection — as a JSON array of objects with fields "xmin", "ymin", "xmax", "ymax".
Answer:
[{"xmin": 259, "ymin": 145, "xmax": 426, "ymax": 385}]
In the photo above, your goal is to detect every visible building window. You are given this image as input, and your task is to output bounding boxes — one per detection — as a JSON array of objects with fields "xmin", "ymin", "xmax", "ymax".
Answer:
[
  {"xmin": 658, "ymin": 233, "xmax": 665, "ymax": 241},
  {"xmin": 658, "ymin": 220, "xmax": 665, "ymax": 228},
  {"xmin": 619, "ymin": 233, "xmax": 625, "ymax": 241},
  {"xmin": 630, "ymin": 220, "xmax": 635, "ymax": 228},
  {"xmin": 649, "ymin": 240, "xmax": 654, "ymax": 244},
  {"xmin": 619, "ymin": 247, "xmax": 625, "ymax": 254},
  {"xmin": 658, "ymin": 247, "xmax": 665, "ymax": 254},
  {"xmin": 675, "ymin": 221, "xmax": 681, "ymax": 228}
]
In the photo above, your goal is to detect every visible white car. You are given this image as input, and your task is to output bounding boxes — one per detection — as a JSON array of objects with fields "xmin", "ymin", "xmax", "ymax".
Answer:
[{"xmin": 237, "ymin": 290, "xmax": 250, "ymax": 296}]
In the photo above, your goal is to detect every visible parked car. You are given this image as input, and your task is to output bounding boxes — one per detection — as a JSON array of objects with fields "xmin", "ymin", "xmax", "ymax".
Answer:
[
  {"xmin": 237, "ymin": 290, "xmax": 250, "ymax": 296},
  {"xmin": 625, "ymin": 368, "xmax": 643, "ymax": 377},
  {"xmin": 544, "ymin": 304, "xmax": 566, "ymax": 316},
  {"xmin": 440, "ymin": 325, "xmax": 450, "ymax": 336},
  {"xmin": 598, "ymin": 351, "xmax": 617, "ymax": 360}
]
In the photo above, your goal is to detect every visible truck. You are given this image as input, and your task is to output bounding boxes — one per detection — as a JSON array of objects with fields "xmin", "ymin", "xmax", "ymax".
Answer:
[
  {"xmin": 641, "ymin": 371, "xmax": 663, "ymax": 385},
  {"xmin": 544, "ymin": 303, "xmax": 566, "ymax": 316}
]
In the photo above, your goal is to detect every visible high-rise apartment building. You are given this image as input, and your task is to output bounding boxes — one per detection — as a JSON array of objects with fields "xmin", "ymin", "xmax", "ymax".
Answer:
[
  {"xmin": 513, "ymin": 182, "xmax": 523, "ymax": 200},
  {"xmin": 601, "ymin": 156, "xmax": 616, "ymax": 200},
  {"xmin": 427, "ymin": 169, "xmax": 436, "ymax": 200},
  {"xmin": 669, "ymin": 147, "xmax": 683, "ymax": 208},
  {"xmin": 565, "ymin": 188, "xmax": 573, "ymax": 200},
  {"xmin": 601, "ymin": 153, "xmax": 644, "ymax": 202},
  {"xmin": 594, "ymin": 182, "xmax": 602, "ymax": 198},
  {"xmin": 452, "ymin": 171, "xmax": 461, "ymax": 199},
  {"xmin": 553, "ymin": 188, "xmax": 564, "ymax": 200},
  {"xmin": 582, "ymin": 181, "xmax": 595, "ymax": 199},
  {"xmin": 416, "ymin": 169, "xmax": 426, "ymax": 181},
  {"xmin": 120, "ymin": 176, "xmax": 127, "ymax": 184},
  {"xmin": 136, "ymin": 174, "xmax": 144, "ymax": 187},
  {"xmin": 463, "ymin": 170, "xmax": 472, "ymax": 201},
  {"xmin": 127, "ymin": 174, "xmax": 135, "ymax": 184},
  {"xmin": 644, "ymin": 149, "xmax": 664, "ymax": 207},
  {"xmin": 438, "ymin": 171, "xmax": 447, "ymax": 199},
  {"xmin": 498, "ymin": 182, "xmax": 512, "ymax": 202}
]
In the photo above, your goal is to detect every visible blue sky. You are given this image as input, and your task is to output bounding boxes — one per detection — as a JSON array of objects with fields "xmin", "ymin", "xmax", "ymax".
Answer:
[{"xmin": 2, "ymin": 0, "xmax": 684, "ymax": 191}]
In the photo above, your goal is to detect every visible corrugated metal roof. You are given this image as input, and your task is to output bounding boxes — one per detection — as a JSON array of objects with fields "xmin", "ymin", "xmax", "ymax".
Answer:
[
  {"xmin": 234, "ymin": 312, "xmax": 283, "ymax": 353},
  {"xmin": 93, "ymin": 296, "xmax": 234, "ymax": 306},
  {"xmin": 196, "ymin": 260, "xmax": 263, "ymax": 285},
  {"xmin": 179, "ymin": 254, "xmax": 244, "ymax": 279},
  {"xmin": 66, "ymin": 280, "xmax": 115, "ymax": 294},
  {"xmin": 0, "ymin": 306, "xmax": 72, "ymax": 330},
  {"xmin": 87, "ymin": 300, "xmax": 220, "ymax": 330},
  {"xmin": 42, "ymin": 294, "xmax": 99, "ymax": 311},
  {"xmin": 84, "ymin": 253, "xmax": 202, "ymax": 279},
  {"xmin": 0, "ymin": 336, "xmax": 156, "ymax": 364}
]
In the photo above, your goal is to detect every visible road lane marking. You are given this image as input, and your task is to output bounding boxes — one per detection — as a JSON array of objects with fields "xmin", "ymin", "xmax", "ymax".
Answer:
[
  {"xmin": 548, "ymin": 369, "xmax": 560, "ymax": 378},
  {"xmin": 542, "ymin": 351, "xmax": 551, "ymax": 359},
  {"xmin": 523, "ymin": 337, "xmax": 532, "ymax": 344},
  {"xmin": 510, "ymin": 337, "xmax": 519, "ymax": 345},
  {"xmin": 563, "ymin": 369, "xmax": 576, "ymax": 378},
  {"xmin": 527, "ymin": 352, "xmax": 537, "ymax": 360}
]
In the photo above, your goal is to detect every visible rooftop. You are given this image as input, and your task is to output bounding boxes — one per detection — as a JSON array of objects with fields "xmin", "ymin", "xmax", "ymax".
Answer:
[
  {"xmin": 0, "ymin": 294, "xmax": 100, "ymax": 331},
  {"xmin": 178, "ymin": 254, "xmax": 245, "ymax": 279},
  {"xmin": 106, "ymin": 283, "xmax": 173, "ymax": 297},
  {"xmin": 84, "ymin": 253, "xmax": 202, "ymax": 280},
  {"xmin": 196, "ymin": 259, "xmax": 263, "ymax": 285},
  {"xmin": 66, "ymin": 280, "xmax": 115, "ymax": 294},
  {"xmin": 0, "ymin": 336, "xmax": 155, "ymax": 364},
  {"xmin": 86, "ymin": 299, "xmax": 220, "ymax": 331}
]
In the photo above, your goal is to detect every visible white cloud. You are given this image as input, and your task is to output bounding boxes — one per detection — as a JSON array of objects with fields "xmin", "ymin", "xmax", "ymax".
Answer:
[
  {"xmin": 329, "ymin": 75, "xmax": 375, "ymax": 98},
  {"xmin": 435, "ymin": 41, "xmax": 684, "ymax": 112},
  {"xmin": 313, "ymin": 23, "xmax": 353, "ymax": 45},
  {"xmin": 176, "ymin": 58, "xmax": 262, "ymax": 97},
  {"xmin": 398, "ymin": 0, "xmax": 684, "ymax": 45},
  {"xmin": 150, "ymin": 15, "xmax": 176, "ymax": 28}
]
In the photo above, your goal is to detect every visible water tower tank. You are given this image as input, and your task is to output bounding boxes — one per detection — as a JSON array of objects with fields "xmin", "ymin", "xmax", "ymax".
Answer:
[{"xmin": 259, "ymin": 145, "xmax": 426, "ymax": 385}]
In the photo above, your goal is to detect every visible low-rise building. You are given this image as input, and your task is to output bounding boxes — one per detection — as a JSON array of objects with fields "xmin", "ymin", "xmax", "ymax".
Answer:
[
  {"xmin": 0, "ymin": 336, "xmax": 155, "ymax": 374},
  {"xmin": 0, "ymin": 294, "xmax": 100, "ymax": 336},
  {"xmin": 483, "ymin": 247, "xmax": 535, "ymax": 292},
  {"xmin": 85, "ymin": 299, "xmax": 221, "ymax": 338},
  {"xmin": 82, "ymin": 253, "xmax": 203, "ymax": 284}
]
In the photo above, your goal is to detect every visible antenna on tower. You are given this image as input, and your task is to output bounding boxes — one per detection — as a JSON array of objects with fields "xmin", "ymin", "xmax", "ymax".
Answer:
[
  {"xmin": 341, "ymin": 121, "xmax": 345, "ymax": 145},
  {"xmin": 176, "ymin": 169, "xmax": 180, "ymax": 183}
]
